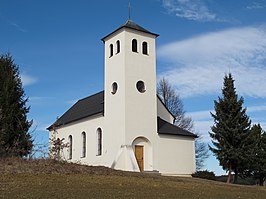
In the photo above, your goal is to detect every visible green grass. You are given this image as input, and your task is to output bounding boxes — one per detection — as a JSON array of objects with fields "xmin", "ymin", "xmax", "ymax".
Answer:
[{"xmin": 0, "ymin": 158, "xmax": 265, "ymax": 199}]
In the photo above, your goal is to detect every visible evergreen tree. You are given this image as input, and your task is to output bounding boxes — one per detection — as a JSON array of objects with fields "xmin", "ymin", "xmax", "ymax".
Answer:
[
  {"xmin": 0, "ymin": 53, "xmax": 33, "ymax": 157},
  {"xmin": 249, "ymin": 124, "xmax": 266, "ymax": 186},
  {"xmin": 209, "ymin": 73, "xmax": 251, "ymax": 183}
]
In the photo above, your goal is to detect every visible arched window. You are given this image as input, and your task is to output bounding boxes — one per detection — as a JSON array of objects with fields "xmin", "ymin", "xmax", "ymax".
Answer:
[
  {"xmin": 81, "ymin": 132, "xmax": 86, "ymax": 158},
  {"xmin": 132, "ymin": 39, "xmax": 137, "ymax": 52},
  {"xmin": 110, "ymin": 44, "xmax": 113, "ymax": 57},
  {"xmin": 68, "ymin": 135, "xmax": 73, "ymax": 160},
  {"xmin": 116, "ymin": 40, "xmax": 120, "ymax": 54},
  {"xmin": 142, "ymin": 42, "xmax": 148, "ymax": 55},
  {"xmin": 97, "ymin": 128, "xmax": 102, "ymax": 156}
]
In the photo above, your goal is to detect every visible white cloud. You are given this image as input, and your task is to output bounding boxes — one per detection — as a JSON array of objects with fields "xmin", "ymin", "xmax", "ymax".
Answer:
[
  {"xmin": 187, "ymin": 110, "xmax": 212, "ymax": 121},
  {"xmin": 193, "ymin": 118, "xmax": 266, "ymax": 143},
  {"xmin": 29, "ymin": 96, "xmax": 55, "ymax": 104},
  {"xmin": 246, "ymin": 1, "xmax": 265, "ymax": 10},
  {"xmin": 161, "ymin": 0, "xmax": 219, "ymax": 22},
  {"xmin": 188, "ymin": 105, "xmax": 266, "ymax": 142},
  {"xmin": 66, "ymin": 99, "xmax": 78, "ymax": 105},
  {"xmin": 186, "ymin": 110, "xmax": 213, "ymax": 142},
  {"xmin": 8, "ymin": 21, "xmax": 27, "ymax": 33},
  {"xmin": 0, "ymin": 12, "xmax": 27, "ymax": 33},
  {"xmin": 248, "ymin": 105, "xmax": 266, "ymax": 112},
  {"xmin": 35, "ymin": 124, "xmax": 49, "ymax": 132},
  {"xmin": 158, "ymin": 25, "xmax": 266, "ymax": 98},
  {"xmin": 31, "ymin": 120, "xmax": 50, "ymax": 133},
  {"xmin": 194, "ymin": 120, "xmax": 212, "ymax": 140},
  {"xmin": 29, "ymin": 97, "xmax": 46, "ymax": 101},
  {"xmin": 259, "ymin": 122, "xmax": 266, "ymax": 130},
  {"xmin": 21, "ymin": 74, "xmax": 37, "ymax": 86}
]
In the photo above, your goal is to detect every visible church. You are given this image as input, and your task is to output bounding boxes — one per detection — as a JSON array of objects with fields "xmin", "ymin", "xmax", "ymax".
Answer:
[{"xmin": 48, "ymin": 20, "xmax": 196, "ymax": 176}]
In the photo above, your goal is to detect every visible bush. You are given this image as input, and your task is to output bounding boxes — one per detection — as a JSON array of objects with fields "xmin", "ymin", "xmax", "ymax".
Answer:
[{"xmin": 192, "ymin": 170, "xmax": 216, "ymax": 180}]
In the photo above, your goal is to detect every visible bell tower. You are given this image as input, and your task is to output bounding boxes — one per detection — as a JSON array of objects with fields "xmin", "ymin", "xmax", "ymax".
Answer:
[{"xmin": 102, "ymin": 20, "xmax": 159, "ymax": 169}]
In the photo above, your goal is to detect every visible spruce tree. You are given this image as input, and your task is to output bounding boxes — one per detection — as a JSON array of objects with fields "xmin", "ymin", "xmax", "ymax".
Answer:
[
  {"xmin": 0, "ymin": 53, "xmax": 33, "ymax": 157},
  {"xmin": 249, "ymin": 124, "xmax": 266, "ymax": 186},
  {"xmin": 209, "ymin": 73, "xmax": 251, "ymax": 183}
]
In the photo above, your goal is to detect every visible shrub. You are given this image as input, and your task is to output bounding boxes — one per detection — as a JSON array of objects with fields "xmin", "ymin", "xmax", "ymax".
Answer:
[{"xmin": 192, "ymin": 170, "xmax": 216, "ymax": 180}]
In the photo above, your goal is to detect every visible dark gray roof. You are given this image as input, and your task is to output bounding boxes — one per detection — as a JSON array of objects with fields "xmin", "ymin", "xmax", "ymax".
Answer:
[
  {"xmin": 101, "ymin": 20, "xmax": 159, "ymax": 42},
  {"xmin": 122, "ymin": 20, "xmax": 159, "ymax": 36},
  {"xmin": 157, "ymin": 117, "xmax": 197, "ymax": 138},
  {"xmin": 48, "ymin": 91, "xmax": 196, "ymax": 139},
  {"xmin": 47, "ymin": 91, "xmax": 104, "ymax": 130}
]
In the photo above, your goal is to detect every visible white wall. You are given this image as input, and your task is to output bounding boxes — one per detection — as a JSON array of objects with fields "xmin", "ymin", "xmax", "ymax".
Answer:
[
  {"xmin": 103, "ymin": 29, "xmax": 128, "ymax": 170},
  {"xmin": 50, "ymin": 115, "xmax": 110, "ymax": 166},
  {"xmin": 157, "ymin": 134, "xmax": 196, "ymax": 176},
  {"xmin": 157, "ymin": 98, "xmax": 175, "ymax": 124}
]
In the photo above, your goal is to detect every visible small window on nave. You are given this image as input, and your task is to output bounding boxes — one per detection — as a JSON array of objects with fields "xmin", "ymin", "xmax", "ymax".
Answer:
[
  {"xmin": 97, "ymin": 128, "xmax": 102, "ymax": 156},
  {"xmin": 68, "ymin": 135, "xmax": 73, "ymax": 160},
  {"xmin": 81, "ymin": 132, "xmax": 86, "ymax": 158}
]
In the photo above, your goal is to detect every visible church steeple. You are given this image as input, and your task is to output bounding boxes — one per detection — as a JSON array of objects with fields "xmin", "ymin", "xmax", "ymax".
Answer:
[{"xmin": 103, "ymin": 20, "xmax": 158, "ymax": 152}]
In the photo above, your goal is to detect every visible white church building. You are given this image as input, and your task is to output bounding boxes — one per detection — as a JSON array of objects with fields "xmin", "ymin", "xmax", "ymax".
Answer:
[{"xmin": 48, "ymin": 20, "xmax": 196, "ymax": 176}]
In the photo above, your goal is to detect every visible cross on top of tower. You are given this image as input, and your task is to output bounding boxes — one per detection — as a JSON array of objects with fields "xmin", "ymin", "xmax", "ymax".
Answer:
[{"xmin": 128, "ymin": 1, "xmax": 132, "ymax": 21}]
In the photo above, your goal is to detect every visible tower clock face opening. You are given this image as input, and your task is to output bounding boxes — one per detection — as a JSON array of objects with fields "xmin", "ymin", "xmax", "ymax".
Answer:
[
  {"xmin": 111, "ymin": 82, "xmax": 118, "ymax": 94},
  {"xmin": 136, "ymin": 81, "xmax": 146, "ymax": 93}
]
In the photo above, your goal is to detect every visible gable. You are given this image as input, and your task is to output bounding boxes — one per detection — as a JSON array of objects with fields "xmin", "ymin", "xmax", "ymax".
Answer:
[{"xmin": 157, "ymin": 96, "xmax": 175, "ymax": 124}]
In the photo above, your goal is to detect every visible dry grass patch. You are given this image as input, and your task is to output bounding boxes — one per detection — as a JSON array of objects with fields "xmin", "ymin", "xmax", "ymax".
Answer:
[{"xmin": 0, "ymin": 158, "xmax": 265, "ymax": 199}]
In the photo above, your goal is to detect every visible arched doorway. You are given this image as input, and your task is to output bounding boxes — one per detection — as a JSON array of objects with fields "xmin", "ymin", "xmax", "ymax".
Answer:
[{"xmin": 132, "ymin": 137, "xmax": 152, "ymax": 171}]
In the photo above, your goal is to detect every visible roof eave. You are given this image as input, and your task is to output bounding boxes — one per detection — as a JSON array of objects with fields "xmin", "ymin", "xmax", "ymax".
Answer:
[
  {"xmin": 158, "ymin": 131, "xmax": 198, "ymax": 138},
  {"xmin": 47, "ymin": 112, "xmax": 104, "ymax": 131}
]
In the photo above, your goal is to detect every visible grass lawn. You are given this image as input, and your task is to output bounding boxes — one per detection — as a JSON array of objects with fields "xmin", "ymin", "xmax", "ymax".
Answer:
[{"xmin": 0, "ymin": 158, "xmax": 265, "ymax": 199}]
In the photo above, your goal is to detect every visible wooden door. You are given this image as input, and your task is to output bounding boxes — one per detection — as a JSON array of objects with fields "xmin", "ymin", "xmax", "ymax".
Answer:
[{"xmin": 135, "ymin": 145, "xmax": 144, "ymax": 171}]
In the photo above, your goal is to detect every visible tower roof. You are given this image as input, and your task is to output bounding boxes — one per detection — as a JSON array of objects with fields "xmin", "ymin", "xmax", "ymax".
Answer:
[
  {"xmin": 122, "ymin": 20, "xmax": 158, "ymax": 36},
  {"xmin": 101, "ymin": 20, "xmax": 159, "ymax": 42}
]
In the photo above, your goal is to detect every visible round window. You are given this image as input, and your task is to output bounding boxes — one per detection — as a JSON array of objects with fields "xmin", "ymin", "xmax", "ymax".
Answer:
[
  {"xmin": 136, "ymin": 81, "xmax": 146, "ymax": 93},
  {"xmin": 111, "ymin": 82, "xmax": 118, "ymax": 94}
]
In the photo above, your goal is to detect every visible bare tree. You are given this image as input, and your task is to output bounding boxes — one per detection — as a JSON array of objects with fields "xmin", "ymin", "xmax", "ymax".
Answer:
[
  {"xmin": 157, "ymin": 77, "xmax": 193, "ymax": 131},
  {"xmin": 157, "ymin": 77, "xmax": 209, "ymax": 170},
  {"xmin": 49, "ymin": 132, "xmax": 69, "ymax": 161},
  {"xmin": 195, "ymin": 132, "xmax": 210, "ymax": 171},
  {"xmin": 48, "ymin": 120, "xmax": 69, "ymax": 161}
]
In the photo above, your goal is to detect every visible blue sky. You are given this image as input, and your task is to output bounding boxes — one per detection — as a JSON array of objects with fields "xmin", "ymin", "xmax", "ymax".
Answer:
[{"xmin": 1, "ymin": 0, "xmax": 266, "ymax": 175}]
